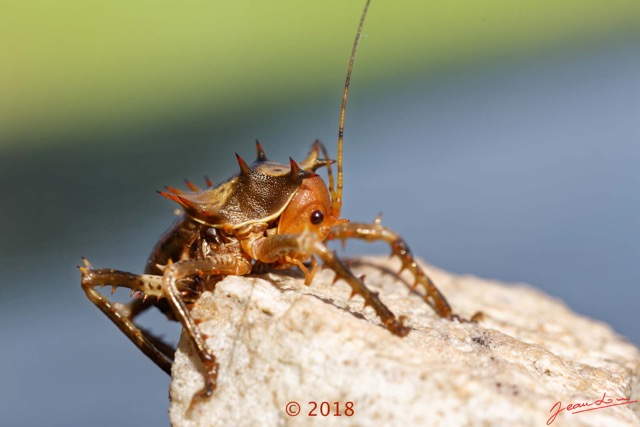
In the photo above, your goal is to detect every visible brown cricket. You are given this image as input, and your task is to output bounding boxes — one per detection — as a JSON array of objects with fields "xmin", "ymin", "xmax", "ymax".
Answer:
[{"xmin": 80, "ymin": 0, "xmax": 461, "ymax": 399}]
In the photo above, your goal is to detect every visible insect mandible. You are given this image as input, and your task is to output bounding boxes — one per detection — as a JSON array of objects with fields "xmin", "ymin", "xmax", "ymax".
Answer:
[{"xmin": 80, "ymin": 0, "xmax": 463, "ymax": 399}]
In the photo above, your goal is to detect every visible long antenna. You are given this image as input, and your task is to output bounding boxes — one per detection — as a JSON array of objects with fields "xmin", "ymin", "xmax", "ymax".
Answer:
[{"xmin": 332, "ymin": 0, "xmax": 371, "ymax": 219}]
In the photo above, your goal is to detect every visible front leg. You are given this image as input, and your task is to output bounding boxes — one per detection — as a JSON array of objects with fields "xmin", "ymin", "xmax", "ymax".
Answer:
[
  {"xmin": 326, "ymin": 220, "xmax": 455, "ymax": 319},
  {"xmin": 251, "ymin": 232, "xmax": 410, "ymax": 337}
]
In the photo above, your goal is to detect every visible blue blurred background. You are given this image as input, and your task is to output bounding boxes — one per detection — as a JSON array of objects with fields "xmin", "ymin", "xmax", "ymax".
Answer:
[{"xmin": 1, "ymin": 1, "xmax": 638, "ymax": 426}]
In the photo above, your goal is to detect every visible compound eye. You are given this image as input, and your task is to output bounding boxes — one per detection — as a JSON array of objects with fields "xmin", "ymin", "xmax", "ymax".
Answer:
[{"xmin": 310, "ymin": 209, "xmax": 324, "ymax": 225}]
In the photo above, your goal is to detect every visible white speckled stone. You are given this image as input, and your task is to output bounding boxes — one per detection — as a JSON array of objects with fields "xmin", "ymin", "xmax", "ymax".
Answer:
[{"xmin": 169, "ymin": 256, "xmax": 640, "ymax": 427}]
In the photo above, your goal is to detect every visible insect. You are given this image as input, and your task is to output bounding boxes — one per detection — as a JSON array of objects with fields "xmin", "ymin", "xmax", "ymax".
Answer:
[{"xmin": 80, "ymin": 0, "xmax": 463, "ymax": 399}]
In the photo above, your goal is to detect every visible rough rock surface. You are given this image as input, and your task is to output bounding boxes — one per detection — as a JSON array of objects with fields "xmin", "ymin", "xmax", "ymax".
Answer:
[{"xmin": 169, "ymin": 256, "xmax": 640, "ymax": 427}]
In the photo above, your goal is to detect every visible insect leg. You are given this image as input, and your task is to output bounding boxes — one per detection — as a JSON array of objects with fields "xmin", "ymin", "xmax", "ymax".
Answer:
[
  {"xmin": 162, "ymin": 254, "xmax": 252, "ymax": 398},
  {"xmin": 252, "ymin": 232, "xmax": 410, "ymax": 336},
  {"xmin": 79, "ymin": 259, "xmax": 174, "ymax": 373},
  {"xmin": 326, "ymin": 221, "xmax": 454, "ymax": 319}
]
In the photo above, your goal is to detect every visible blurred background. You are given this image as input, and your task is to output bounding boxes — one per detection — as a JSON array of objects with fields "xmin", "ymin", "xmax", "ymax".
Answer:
[{"xmin": 1, "ymin": 1, "xmax": 638, "ymax": 426}]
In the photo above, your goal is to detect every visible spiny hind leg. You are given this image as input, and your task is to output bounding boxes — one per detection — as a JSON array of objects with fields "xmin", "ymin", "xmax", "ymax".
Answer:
[
  {"xmin": 162, "ymin": 254, "xmax": 252, "ymax": 398},
  {"xmin": 79, "ymin": 258, "xmax": 174, "ymax": 373},
  {"xmin": 252, "ymin": 232, "xmax": 410, "ymax": 336},
  {"xmin": 127, "ymin": 298, "xmax": 178, "ymax": 358},
  {"xmin": 326, "ymin": 219, "xmax": 457, "ymax": 320}
]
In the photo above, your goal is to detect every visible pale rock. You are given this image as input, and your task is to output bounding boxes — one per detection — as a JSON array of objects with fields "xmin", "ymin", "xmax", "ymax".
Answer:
[{"xmin": 169, "ymin": 256, "xmax": 640, "ymax": 427}]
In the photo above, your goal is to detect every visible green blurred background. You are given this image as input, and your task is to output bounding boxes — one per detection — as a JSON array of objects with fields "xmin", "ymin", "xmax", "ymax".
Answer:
[
  {"xmin": 1, "ymin": 1, "xmax": 639, "ymax": 426},
  {"xmin": 3, "ymin": 0, "xmax": 638, "ymax": 144}
]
